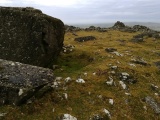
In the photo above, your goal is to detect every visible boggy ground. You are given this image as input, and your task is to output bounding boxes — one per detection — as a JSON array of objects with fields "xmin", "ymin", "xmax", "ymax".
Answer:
[{"xmin": 1, "ymin": 30, "xmax": 160, "ymax": 120}]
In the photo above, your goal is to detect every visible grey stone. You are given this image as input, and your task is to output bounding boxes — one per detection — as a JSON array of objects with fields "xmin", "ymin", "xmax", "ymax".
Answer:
[
  {"xmin": 74, "ymin": 36, "xmax": 96, "ymax": 42},
  {"xmin": 58, "ymin": 114, "xmax": 77, "ymax": 120},
  {"xmin": 0, "ymin": 59, "xmax": 55, "ymax": 106},
  {"xmin": 131, "ymin": 58, "xmax": 148, "ymax": 66},
  {"xmin": 105, "ymin": 48, "xmax": 117, "ymax": 53},
  {"xmin": 119, "ymin": 72, "xmax": 137, "ymax": 84},
  {"xmin": 154, "ymin": 61, "xmax": 160, "ymax": 69},
  {"xmin": 145, "ymin": 96, "xmax": 160, "ymax": 114},
  {"xmin": 0, "ymin": 7, "xmax": 64, "ymax": 68},
  {"xmin": 131, "ymin": 34, "xmax": 144, "ymax": 43}
]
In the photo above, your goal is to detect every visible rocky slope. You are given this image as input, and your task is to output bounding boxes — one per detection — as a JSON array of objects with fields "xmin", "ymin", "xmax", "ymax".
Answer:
[{"xmin": 1, "ymin": 22, "xmax": 160, "ymax": 119}]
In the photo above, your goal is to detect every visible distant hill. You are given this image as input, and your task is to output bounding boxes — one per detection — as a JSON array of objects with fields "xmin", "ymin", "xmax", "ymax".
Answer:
[{"xmin": 70, "ymin": 22, "xmax": 160, "ymax": 31}]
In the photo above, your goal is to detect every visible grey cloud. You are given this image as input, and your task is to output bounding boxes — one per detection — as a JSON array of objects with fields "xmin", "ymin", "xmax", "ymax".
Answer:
[{"xmin": 0, "ymin": 0, "xmax": 160, "ymax": 24}]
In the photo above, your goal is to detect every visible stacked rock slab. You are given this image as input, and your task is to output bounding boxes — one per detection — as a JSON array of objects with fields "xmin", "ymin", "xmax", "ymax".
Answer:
[
  {"xmin": 0, "ymin": 59, "xmax": 55, "ymax": 106},
  {"xmin": 0, "ymin": 7, "xmax": 64, "ymax": 68}
]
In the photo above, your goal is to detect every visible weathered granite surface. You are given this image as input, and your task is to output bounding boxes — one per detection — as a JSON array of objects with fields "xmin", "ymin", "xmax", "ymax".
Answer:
[
  {"xmin": 0, "ymin": 7, "xmax": 64, "ymax": 68},
  {"xmin": 0, "ymin": 59, "xmax": 55, "ymax": 106}
]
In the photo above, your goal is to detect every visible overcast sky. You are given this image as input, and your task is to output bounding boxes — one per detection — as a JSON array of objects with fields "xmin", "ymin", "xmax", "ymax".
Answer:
[{"xmin": 0, "ymin": 0, "xmax": 160, "ymax": 24}]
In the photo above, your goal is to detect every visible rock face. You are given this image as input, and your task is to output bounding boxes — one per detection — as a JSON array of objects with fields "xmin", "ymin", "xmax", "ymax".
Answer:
[
  {"xmin": 0, "ymin": 7, "xmax": 64, "ymax": 68},
  {"xmin": 0, "ymin": 59, "xmax": 55, "ymax": 106}
]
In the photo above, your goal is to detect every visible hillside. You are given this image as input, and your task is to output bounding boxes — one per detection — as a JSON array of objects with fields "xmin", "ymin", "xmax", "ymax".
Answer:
[{"xmin": 1, "ymin": 25, "xmax": 160, "ymax": 120}]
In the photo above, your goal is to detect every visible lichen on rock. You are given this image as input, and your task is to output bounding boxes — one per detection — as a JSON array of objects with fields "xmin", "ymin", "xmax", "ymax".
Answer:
[
  {"xmin": 0, "ymin": 6, "xmax": 65, "ymax": 68},
  {"xmin": 0, "ymin": 59, "xmax": 55, "ymax": 106}
]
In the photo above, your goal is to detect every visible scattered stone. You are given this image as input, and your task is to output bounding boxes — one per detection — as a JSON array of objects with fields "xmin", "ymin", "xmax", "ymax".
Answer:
[
  {"xmin": 109, "ymin": 71, "xmax": 116, "ymax": 75},
  {"xmin": 93, "ymin": 72, "xmax": 96, "ymax": 76},
  {"xmin": 119, "ymin": 81, "xmax": 127, "ymax": 89},
  {"xmin": 106, "ymin": 77, "xmax": 114, "ymax": 86},
  {"xmin": 18, "ymin": 89, "xmax": 24, "ymax": 96},
  {"xmin": 120, "ymin": 72, "xmax": 130, "ymax": 81},
  {"xmin": 84, "ymin": 72, "xmax": 88, "ymax": 76},
  {"xmin": 63, "ymin": 93, "xmax": 68, "ymax": 100},
  {"xmin": 52, "ymin": 108, "xmax": 55, "ymax": 113},
  {"xmin": 71, "ymin": 32, "xmax": 78, "ymax": 36},
  {"xmin": 145, "ymin": 96, "xmax": 160, "ymax": 114},
  {"xmin": 55, "ymin": 77, "xmax": 63, "ymax": 81},
  {"xmin": 128, "ymin": 63, "xmax": 136, "ymax": 67},
  {"xmin": 0, "ymin": 7, "xmax": 64, "ymax": 68},
  {"xmin": 98, "ymin": 29, "xmax": 107, "ymax": 32},
  {"xmin": 61, "ymin": 114, "xmax": 77, "ymax": 120},
  {"xmin": 154, "ymin": 61, "xmax": 160, "ymax": 69},
  {"xmin": 105, "ymin": 48, "xmax": 117, "ymax": 53},
  {"xmin": 143, "ymin": 106, "xmax": 147, "ymax": 111},
  {"xmin": 53, "ymin": 65, "xmax": 61, "ymax": 70},
  {"xmin": 62, "ymin": 45, "xmax": 75, "ymax": 53},
  {"xmin": 51, "ymin": 81, "xmax": 59, "ymax": 88},
  {"xmin": 119, "ymin": 72, "xmax": 137, "ymax": 84},
  {"xmin": 74, "ymin": 36, "xmax": 96, "ymax": 42},
  {"xmin": 154, "ymin": 93, "xmax": 159, "ymax": 96},
  {"xmin": 103, "ymin": 109, "xmax": 111, "ymax": 118},
  {"xmin": 76, "ymin": 78, "xmax": 85, "ymax": 83},
  {"xmin": 109, "ymin": 99, "xmax": 114, "ymax": 105},
  {"xmin": 91, "ymin": 114, "xmax": 104, "ymax": 120},
  {"xmin": 90, "ymin": 109, "xmax": 111, "ymax": 120},
  {"xmin": 112, "ymin": 52, "xmax": 123, "ymax": 56},
  {"xmin": 131, "ymin": 34, "xmax": 144, "ymax": 43},
  {"xmin": 125, "ymin": 92, "xmax": 131, "ymax": 96},
  {"xmin": 0, "ymin": 113, "xmax": 7, "ymax": 117},
  {"xmin": 151, "ymin": 84, "xmax": 159, "ymax": 91},
  {"xmin": 110, "ymin": 66, "xmax": 118, "ymax": 70},
  {"xmin": 131, "ymin": 58, "xmax": 148, "ymax": 66},
  {"xmin": 65, "ymin": 77, "xmax": 72, "ymax": 83},
  {"xmin": 0, "ymin": 59, "xmax": 55, "ymax": 106},
  {"xmin": 150, "ymin": 84, "xmax": 160, "ymax": 96}
]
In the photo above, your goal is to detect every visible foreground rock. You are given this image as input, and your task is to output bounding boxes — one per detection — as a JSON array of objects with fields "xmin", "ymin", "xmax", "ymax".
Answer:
[
  {"xmin": 0, "ymin": 59, "xmax": 55, "ymax": 106},
  {"xmin": 0, "ymin": 7, "xmax": 64, "ymax": 68}
]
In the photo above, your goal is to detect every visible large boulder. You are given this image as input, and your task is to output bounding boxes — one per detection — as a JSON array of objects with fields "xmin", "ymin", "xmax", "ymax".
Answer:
[
  {"xmin": 0, "ymin": 7, "xmax": 64, "ymax": 68},
  {"xmin": 0, "ymin": 59, "xmax": 55, "ymax": 106}
]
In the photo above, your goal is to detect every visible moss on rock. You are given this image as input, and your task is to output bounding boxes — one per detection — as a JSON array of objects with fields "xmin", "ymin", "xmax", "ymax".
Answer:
[{"xmin": 0, "ymin": 7, "xmax": 64, "ymax": 68}]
